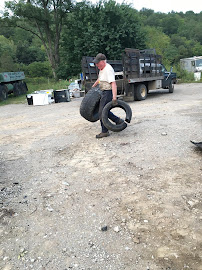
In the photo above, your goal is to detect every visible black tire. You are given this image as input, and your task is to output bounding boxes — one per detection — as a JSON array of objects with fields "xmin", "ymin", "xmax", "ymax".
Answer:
[
  {"xmin": 134, "ymin": 84, "xmax": 147, "ymax": 101},
  {"xmin": 18, "ymin": 82, "xmax": 23, "ymax": 95},
  {"xmin": 80, "ymin": 87, "xmax": 102, "ymax": 122},
  {"xmin": 0, "ymin": 85, "xmax": 8, "ymax": 101},
  {"xmin": 13, "ymin": 82, "xmax": 20, "ymax": 96},
  {"xmin": 169, "ymin": 80, "xmax": 174, "ymax": 93},
  {"xmin": 21, "ymin": 82, "xmax": 28, "ymax": 94},
  {"xmin": 102, "ymin": 100, "xmax": 132, "ymax": 132}
]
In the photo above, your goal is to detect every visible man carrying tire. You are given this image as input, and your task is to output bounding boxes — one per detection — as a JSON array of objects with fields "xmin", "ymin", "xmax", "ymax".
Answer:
[{"xmin": 92, "ymin": 53, "xmax": 123, "ymax": 139}]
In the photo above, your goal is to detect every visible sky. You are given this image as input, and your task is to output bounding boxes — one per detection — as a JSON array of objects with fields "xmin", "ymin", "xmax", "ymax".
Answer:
[
  {"xmin": 0, "ymin": 0, "xmax": 202, "ymax": 14},
  {"xmin": 129, "ymin": 0, "xmax": 202, "ymax": 13}
]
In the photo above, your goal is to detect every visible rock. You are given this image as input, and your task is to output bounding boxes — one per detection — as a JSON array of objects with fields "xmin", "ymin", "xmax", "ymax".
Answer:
[
  {"xmin": 133, "ymin": 237, "xmax": 140, "ymax": 244},
  {"xmin": 101, "ymin": 226, "xmax": 108, "ymax": 231},
  {"xmin": 187, "ymin": 199, "xmax": 199, "ymax": 207},
  {"xmin": 114, "ymin": 226, "xmax": 120, "ymax": 233},
  {"xmin": 161, "ymin": 132, "xmax": 167, "ymax": 136},
  {"xmin": 47, "ymin": 207, "xmax": 54, "ymax": 212},
  {"xmin": 62, "ymin": 181, "xmax": 69, "ymax": 186}
]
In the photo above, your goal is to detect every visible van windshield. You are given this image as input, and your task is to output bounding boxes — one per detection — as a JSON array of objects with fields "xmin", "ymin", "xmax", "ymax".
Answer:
[{"xmin": 196, "ymin": 59, "xmax": 202, "ymax": 67}]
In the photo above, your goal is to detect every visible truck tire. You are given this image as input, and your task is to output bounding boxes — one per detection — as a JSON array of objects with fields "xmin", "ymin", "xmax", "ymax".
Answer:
[
  {"xmin": 21, "ymin": 82, "xmax": 28, "ymax": 94},
  {"xmin": 134, "ymin": 84, "xmax": 147, "ymax": 101},
  {"xmin": 169, "ymin": 80, "xmax": 174, "ymax": 93},
  {"xmin": 80, "ymin": 87, "xmax": 102, "ymax": 122},
  {"xmin": 13, "ymin": 82, "xmax": 20, "ymax": 96},
  {"xmin": 102, "ymin": 100, "xmax": 132, "ymax": 132},
  {"xmin": 0, "ymin": 85, "xmax": 8, "ymax": 101}
]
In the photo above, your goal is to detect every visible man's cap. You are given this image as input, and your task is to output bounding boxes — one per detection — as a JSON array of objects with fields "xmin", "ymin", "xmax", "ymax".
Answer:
[{"xmin": 93, "ymin": 53, "xmax": 106, "ymax": 64}]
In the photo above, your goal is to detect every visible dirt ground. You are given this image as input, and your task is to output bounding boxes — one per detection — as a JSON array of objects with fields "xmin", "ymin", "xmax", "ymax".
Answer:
[{"xmin": 0, "ymin": 83, "xmax": 202, "ymax": 270}]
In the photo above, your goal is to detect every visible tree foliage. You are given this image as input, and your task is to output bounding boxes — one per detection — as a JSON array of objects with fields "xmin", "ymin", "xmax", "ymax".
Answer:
[
  {"xmin": 144, "ymin": 26, "xmax": 170, "ymax": 56},
  {"xmin": 27, "ymin": 61, "xmax": 52, "ymax": 77},
  {"xmin": 0, "ymin": 1, "xmax": 202, "ymax": 79},
  {"xmin": 4, "ymin": 0, "xmax": 72, "ymax": 78},
  {"xmin": 0, "ymin": 35, "xmax": 17, "ymax": 72},
  {"xmin": 58, "ymin": 0, "xmax": 145, "ymax": 77}
]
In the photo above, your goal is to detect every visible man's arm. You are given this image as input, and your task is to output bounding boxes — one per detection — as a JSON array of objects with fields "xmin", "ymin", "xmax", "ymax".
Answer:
[
  {"xmin": 92, "ymin": 79, "xmax": 99, "ymax": 88},
  {"xmin": 111, "ymin": 81, "xmax": 117, "ymax": 101}
]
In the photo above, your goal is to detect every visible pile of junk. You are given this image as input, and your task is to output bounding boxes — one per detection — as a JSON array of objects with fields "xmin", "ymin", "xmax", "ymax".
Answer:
[{"xmin": 26, "ymin": 80, "xmax": 84, "ymax": 106}]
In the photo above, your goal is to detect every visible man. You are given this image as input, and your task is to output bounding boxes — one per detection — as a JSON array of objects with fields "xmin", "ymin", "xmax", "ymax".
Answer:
[{"xmin": 92, "ymin": 53, "xmax": 123, "ymax": 139}]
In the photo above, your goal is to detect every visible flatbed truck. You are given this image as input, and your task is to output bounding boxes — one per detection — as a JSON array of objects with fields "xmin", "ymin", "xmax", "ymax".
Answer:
[{"xmin": 81, "ymin": 48, "xmax": 176, "ymax": 101}]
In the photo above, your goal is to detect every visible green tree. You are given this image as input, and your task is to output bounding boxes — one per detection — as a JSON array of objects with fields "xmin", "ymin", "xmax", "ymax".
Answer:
[
  {"xmin": 27, "ymin": 61, "xmax": 52, "ymax": 77},
  {"xmin": 0, "ymin": 52, "xmax": 17, "ymax": 72},
  {"xmin": 161, "ymin": 14, "xmax": 182, "ymax": 36},
  {"xmin": 0, "ymin": 35, "xmax": 17, "ymax": 71},
  {"xmin": 142, "ymin": 11, "xmax": 164, "ymax": 29},
  {"xmin": 0, "ymin": 35, "xmax": 15, "ymax": 57},
  {"xmin": 16, "ymin": 43, "xmax": 46, "ymax": 64},
  {"xmin": 4, "ymin": 0, "xmax": 73, "ymax": 79},
  {"xmin": 59, "ymin": 0, "xmax": 145, "ymax": 78},
  {"xmin": 163, "ymin": 44, "xmax": 178, "ymax": 64},
  {"xmin": 192, "ymin": 42, "xmax": 202, "ymax": 56},
  {"xmin": 144, "ymin": 26, "xmax": 170, "ymax": 56}
]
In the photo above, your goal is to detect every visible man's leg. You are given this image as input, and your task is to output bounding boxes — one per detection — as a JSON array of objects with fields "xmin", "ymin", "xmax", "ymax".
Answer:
[
  {"xmin": 97, "ymin": 90, "xmax": 122, "ymax": 138},
  {"xmin": 98, "ymin": 91, "xmax": 109, "ymax": 133}
]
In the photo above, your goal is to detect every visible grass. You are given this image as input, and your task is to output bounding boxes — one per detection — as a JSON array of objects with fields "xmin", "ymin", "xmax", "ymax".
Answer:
[{"xmin": 0, "ymin": 78, "xmax": 72, "ymax": 106}]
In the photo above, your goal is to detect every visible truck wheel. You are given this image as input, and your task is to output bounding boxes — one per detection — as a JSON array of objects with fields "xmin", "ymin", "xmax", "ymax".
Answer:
[
  {"xmin": 13, "ymin": 82, "xmax": 20, "ymax": 96},
  {"xmin": 102, "ymin": 100, "xmax": 132, "ymax": 132},
  {"xmin": 80, "ymin": 87, "xmax": 101, "ymax": 122},
  {"xmin": 21, "ymin": 82, "xmax": 28, "ymax": 94},
  {"xmin": 169, "ymin": 80, "xmax": 174, "ymax": 93},
  {"xmin": 0, "ymin": 85, "xmax": 8, "ymax": 101},
  {"xmin": 134, "ymin": 84, "xmax": 147, "ymax": 101}
]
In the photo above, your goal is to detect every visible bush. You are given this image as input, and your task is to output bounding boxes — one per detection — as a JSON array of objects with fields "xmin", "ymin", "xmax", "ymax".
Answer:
[
  {"xmin": 175, "ymin": 64, "xmax": 195, "ymax": 82},
  {"xmin": 27, "ymin": 61, "xmax": 52, "ymax": 78}
]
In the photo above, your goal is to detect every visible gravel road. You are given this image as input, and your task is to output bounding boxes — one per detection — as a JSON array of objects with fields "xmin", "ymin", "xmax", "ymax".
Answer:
[{"xmin": 0, "ymin": 83, "xmax": 202, "ymax": 270}]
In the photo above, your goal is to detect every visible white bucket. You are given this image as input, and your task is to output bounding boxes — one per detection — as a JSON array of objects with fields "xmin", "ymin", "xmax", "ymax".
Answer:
[
  {"xmin": 73, "ymin": 91, "xmax": 80, "ymax": 98},
  {"xmin": 194, "ymin": 72, "xmax": 201, "ymax": 81}
]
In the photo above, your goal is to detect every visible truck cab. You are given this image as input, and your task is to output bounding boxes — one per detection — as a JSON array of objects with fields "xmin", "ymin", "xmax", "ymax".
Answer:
[{"xmin": 161, "ymin": 64, "xmax": 177, "ymax": 84}]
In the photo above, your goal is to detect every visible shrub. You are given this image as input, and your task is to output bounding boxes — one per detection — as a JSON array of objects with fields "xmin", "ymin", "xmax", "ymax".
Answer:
[
  {"xmin": 27, "ymin": 61, "xmax": 52, "ymax": 78},
  {"xmin": 175, "ymin": 63, "xmax": 195, "ymax": 82}
]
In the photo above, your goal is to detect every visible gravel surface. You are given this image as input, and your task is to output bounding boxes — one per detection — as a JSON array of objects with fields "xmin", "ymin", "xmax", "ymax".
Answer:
[{"xmin": 0, "ymin": 83, "xmax": 202, "ymax": 270}]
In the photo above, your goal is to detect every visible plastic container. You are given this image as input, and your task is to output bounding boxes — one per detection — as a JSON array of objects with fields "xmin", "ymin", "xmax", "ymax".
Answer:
[
  {"xmin": 26, "ymin": 94, "xmax": 33, "ymax": 105},
  {"xmin": 32, "ymin": 93, "xmax": 49, "ymax": 106},
  {"xmin": 35, "ymin": 89, "xmax": 54, "ymax": 103},
  {"xmin": 194, "ymin": 72, "xmax": 201, "ymax": 81},
  {"xmin": 73, "ymin": 91, "xmax": 80, "ymax": 98},
  {"xmin": 68, "ymin": 82, "xmax": 80, "ymax": 91},
  {"xmin": 54, "ymin": 89, "xmax": 71, "ymax": 103}
]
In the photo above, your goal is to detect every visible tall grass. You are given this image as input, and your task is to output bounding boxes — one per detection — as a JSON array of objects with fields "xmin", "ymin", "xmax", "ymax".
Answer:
[{"xmin": 26, "ymin": 77, "xmax": 71, "ymax": 93}]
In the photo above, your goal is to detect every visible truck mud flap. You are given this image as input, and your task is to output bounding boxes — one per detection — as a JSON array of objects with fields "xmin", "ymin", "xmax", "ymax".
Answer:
[
  {"xmin": 102, "ymin": 100, "xmax": 132, "ymax": 132},
  {"xmin": 80, "ymin": 87, "xmax": 101, "ymax": 122}
]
